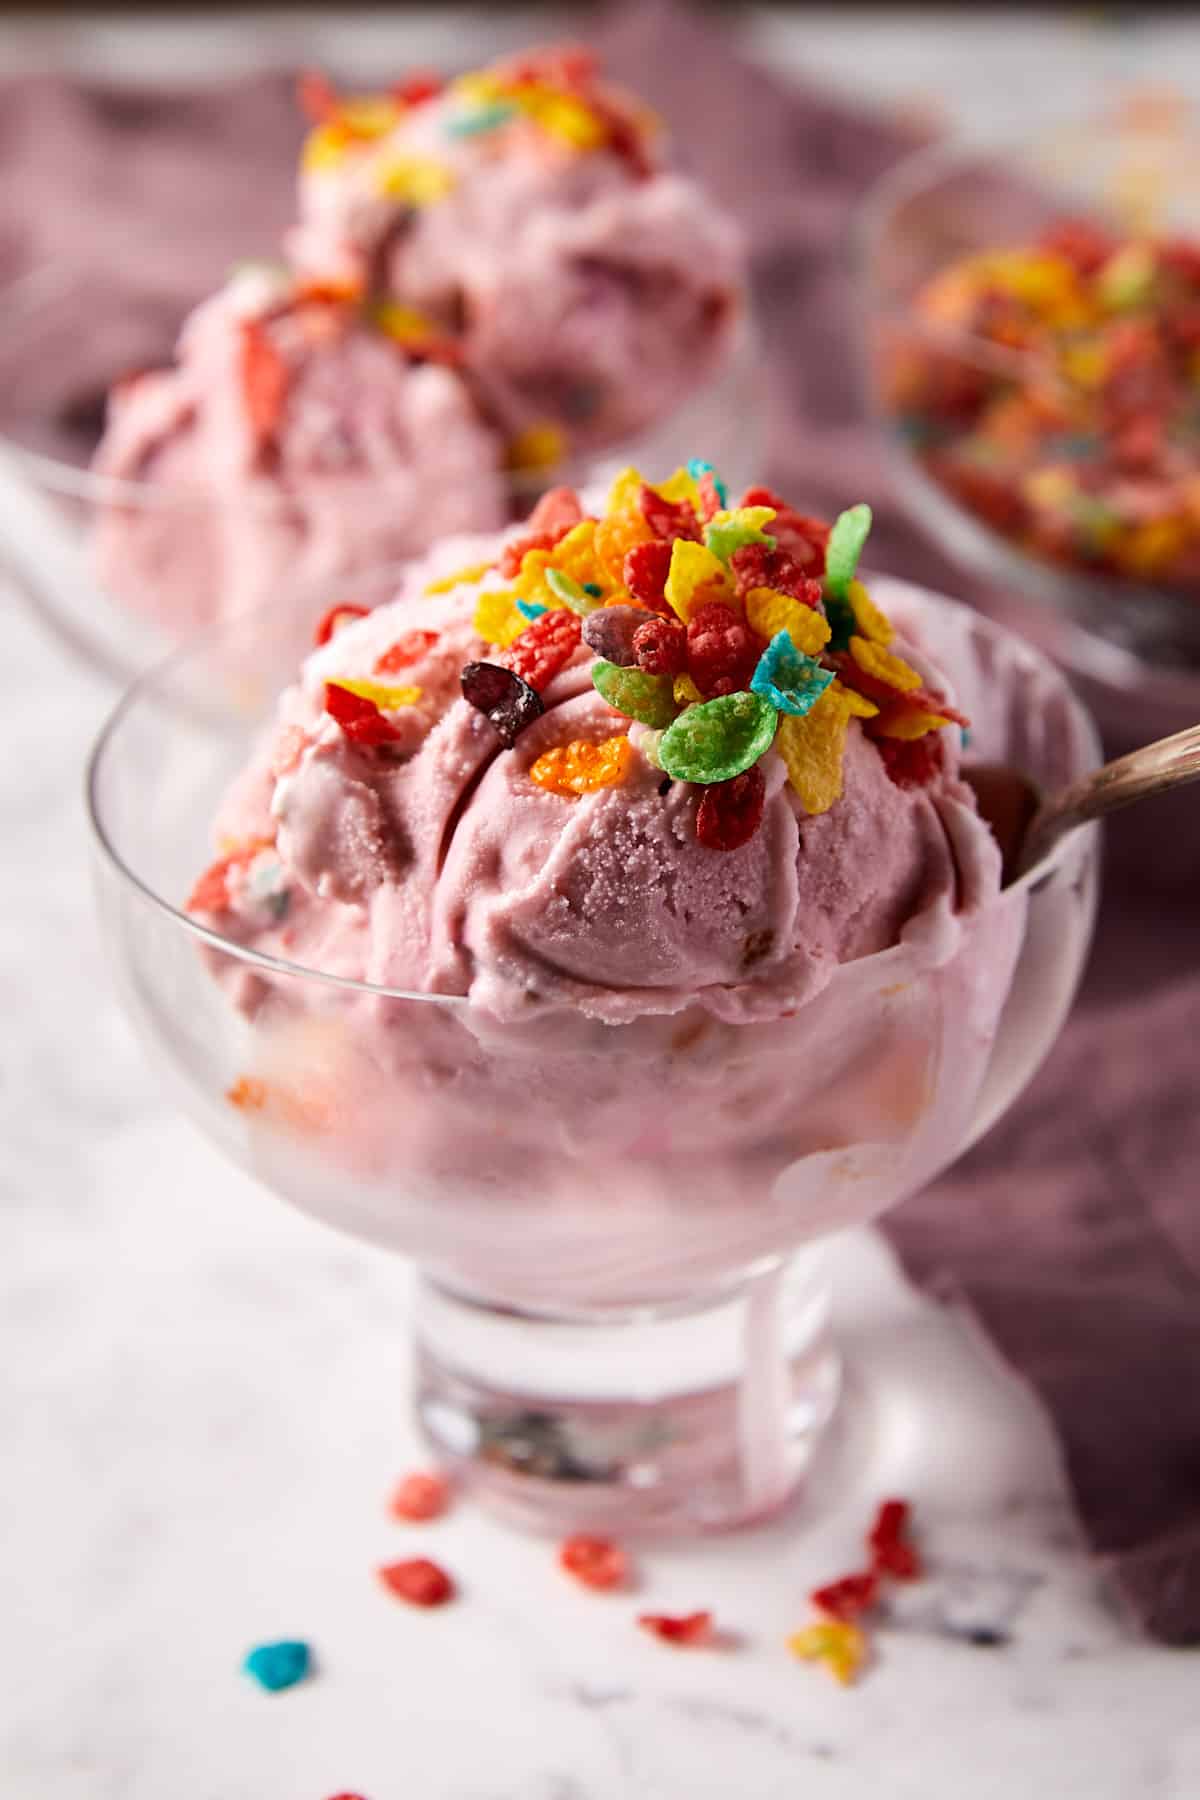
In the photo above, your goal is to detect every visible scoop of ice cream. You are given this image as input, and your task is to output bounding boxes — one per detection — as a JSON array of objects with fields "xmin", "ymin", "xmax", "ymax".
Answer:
[
  {"xmin": 194, "ymin": 471, "xmax": 997, "ymax": 1024},
  {"xmin": 91, "ymin": 266, "xmax": 505, "ymax": 632},
  {"xmin": 287, "ymin": 50, "xmax": 745, "ymax": 453}
]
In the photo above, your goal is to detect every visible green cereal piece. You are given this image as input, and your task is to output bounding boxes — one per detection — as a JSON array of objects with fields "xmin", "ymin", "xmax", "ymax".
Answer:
[
  {"xmin": 704, "ymin": 518, "xmax": 776, "ymax": 564},
  {"xmin": 591, "ymin": 660, "xmax": 678, "ymax": 728},
  {"xmin": 824, "ymin": 503, "xmax": 873, "ymax": 599},
  {"xmin": 546, "ymin": 568, "xmax": 601, "ymax": 615},
  {"xmin": 658, "ymin": 691, "xmax": 778, "ymax": 785}
]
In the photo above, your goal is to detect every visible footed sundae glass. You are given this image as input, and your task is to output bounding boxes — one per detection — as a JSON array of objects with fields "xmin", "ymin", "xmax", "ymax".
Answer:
[{"xmin": 87, "ymin": 567, "xmax": 1100, "ymax": 1535}]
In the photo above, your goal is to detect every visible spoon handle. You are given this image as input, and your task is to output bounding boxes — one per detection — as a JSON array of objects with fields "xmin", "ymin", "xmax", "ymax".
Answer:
[{"xmin": 1018, "ymin": 720, "xmax": 1200, "ymax": 876}]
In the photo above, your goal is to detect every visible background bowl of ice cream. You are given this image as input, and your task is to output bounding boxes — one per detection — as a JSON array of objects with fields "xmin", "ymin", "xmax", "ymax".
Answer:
[
  {"xmin": 859, "ymin": 101, "xmax": 1200, "ymax": 730},
  {"xmin": 0, "ymin": 51, "xmax": 761, "ymax": 681},
  {"xmin": 87, "ymin": 516, "xmax": 1100, "ymax": 1536}
]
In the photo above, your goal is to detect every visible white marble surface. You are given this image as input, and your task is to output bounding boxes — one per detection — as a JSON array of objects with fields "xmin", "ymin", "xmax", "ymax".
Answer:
[{"xmin": 4, "ymin": 9, "xmax": 1200, "ymax": 1798}]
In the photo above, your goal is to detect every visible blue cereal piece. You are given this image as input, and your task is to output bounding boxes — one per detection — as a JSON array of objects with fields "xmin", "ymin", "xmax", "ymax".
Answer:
[
  {"xmin": 242, "ymin": 1640, "xmax": 312, "ymax": 1693},
  {"xmin": 750, "ymin": 632, "xmax": 836, "ymax": 718},
  {"xmin": 516, "ymin": 598, "xmax": 548, "ymax": 623}
]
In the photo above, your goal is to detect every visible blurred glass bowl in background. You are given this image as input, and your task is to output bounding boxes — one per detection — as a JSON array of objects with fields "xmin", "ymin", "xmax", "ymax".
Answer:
[
  {"xmin": 859, "ymin": 103, "xmax": 1200, "ymax": 735},
  {"xmin": 0, "ymin": 258, "xmax": 765, "ymax": 684}
]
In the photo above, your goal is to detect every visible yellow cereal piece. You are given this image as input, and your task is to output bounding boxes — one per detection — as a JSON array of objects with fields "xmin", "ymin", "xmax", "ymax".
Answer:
[
  {"xmin": 744, "ymin": 587, "xmax": 831, "ymax": 655},
  {"xmin": 331, "ymin": 678, "xmax": 421, "ymax": 710},
  {"xmin": 1096, "ymin": 242, "xmax": 1156, "ymax": 313},
  {"xmin": 834, "ymin": 680, "xmax": 879, "ymax": 720},
  {"xmin": 875, "ymin": 706, "xmax": 951, "ymax": 740},
  {"xmin": 594, "ymin": 507, "xmax": 654, "ymax": 584},
  {"xmin": 1061, "ymin": 340, "xmax": 1110, "ymax": 391},
  {"xmin": 664, "ymin": 540, "xmax": 734, "ymax": 624},
  {"xmin": 776, "ymin": 683, "xmax": 868, "ymax": 814},
  {"xmin": 519, "ymin": 87, "xmax": 607, "ymax": 152},
  {"xmin": 375, "ymin": 155, "xmax": 456, "ymax": 206},
  {"xmin": 1116, "ymin": 515, "xmax": 1189, "ymax": 577},
  {"xmin": 846, "ymin": 579, "xmax": 894, "ymax": 646},
  {"xmin": 786, "ymin": 1620, "xmax": 867, "ymax": 1686},
  {"xmin": 515, "ymin": 521, "xmax": 606, "ymax": 612},
  {"xmin": 506, "ymin": 421, "xmax": 567, "ymax": 472},
  {"xmin": 709, "ymin": 505, "xmax": 776, "ymax": 537},
  {"xmin": 655, "ymin": 466, "xmax": 702, "ymax": 510},
  {"xmin": 1024, "ymin": 466, "xmax": 1077, "ymax": 511},
  {"xmin": 340, "ymin": 96, "xmax": 403, "ymax": 136},
  {"xmin": 848, "ymin": 635, "xmax": 922, "ymax": 693},
  {"xmin": 606, "ymin": 465, "xmax": 650, "ymax": 516},
  {"xmin": 474, "ymin": 587, "xmax": 527, "ymax": 648},
  {"xmin": 528, "ymin": 733, "xmax": 635, "ymax": 796},
  {"xmin": 673, "ymin": 672, "xmax": 704, "ymax": 709},
  {"xmin": 452, "ymin": 70, "xmax": 509, "ymax": 108},
  {"xmin": 423, "ymin": 560, "xmax": 493, "ymax": 596},
  {"xmin": 370, "ymin": 301, "xmax": 439, "ymax": 347}
]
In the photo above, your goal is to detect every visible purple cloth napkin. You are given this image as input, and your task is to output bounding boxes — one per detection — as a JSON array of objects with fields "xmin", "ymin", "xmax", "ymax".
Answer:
[{"xmin": 5, "ymin": 0, "xmax": 1197, "ymax": 1643}]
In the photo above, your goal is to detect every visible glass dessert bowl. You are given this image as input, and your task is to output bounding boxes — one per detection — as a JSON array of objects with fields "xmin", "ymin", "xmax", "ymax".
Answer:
[
  {"xmin": 87, "ymin": 473, "xmax": 1100, "ymax": 1537},
  {"xmin": 0, "ymin": 49, "xmax": 761, "ymax": 684},
  {"xmin": 860, "ymin": 101, "xmax": 1200, "ymax": 733}
]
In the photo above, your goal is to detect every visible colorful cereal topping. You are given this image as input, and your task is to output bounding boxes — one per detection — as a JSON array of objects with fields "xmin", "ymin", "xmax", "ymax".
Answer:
[
  {"xmin": 638, "ymin": 1610, "xmax": 716, "ymax": 1647},
  {"xmin": 378, "ymin": 1558, "xmax": 455, "ymax": 1607},
  {"xmin": 374, "ymin": 629, "xmax": 440, "ymax": 673},
  {"xmin": 313, "ymin": 602, "xmax": 370, "ymax": 647},
  {"xmin": 465, "ymin": 465, "xmax": 964, "ymax": 850},
  {"xmin": 868, "ymin": 1497, "xmax": 922, "ymax": 1580},
  {"xmin": 890, "ymin": 221, "xmax": 1200, "ymax": 595},
  {"xmin": 558, "ymin": 1535, "xmax": 629, "ymax": 1590},
  {"xmin": 324, "ymin": 681, "xmax": 410, "ymax": 746},
  {"xmin": 529, "ymin": 734, "xmax": 635, "ymax": 796},
  {"xmin": 787, "ymin": 1619, "xmax": 867, "ymax": 1686},
  {"xmin": 242, "ymin": 1639, "xmax": 312, "ymax": 1692},
  {"xmin": 389, "ymin": 1471, "xmax": 451, "ymax": 1522},
  {"xmin": 789, "ymin": 1497, "xmax": 923, "ymax": 1686}
]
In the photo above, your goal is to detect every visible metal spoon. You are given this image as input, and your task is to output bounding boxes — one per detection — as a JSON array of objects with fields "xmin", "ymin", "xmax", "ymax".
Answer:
[{"xmin": 964, "ymin": 720, "xmax": 1200, "ymax": 885}]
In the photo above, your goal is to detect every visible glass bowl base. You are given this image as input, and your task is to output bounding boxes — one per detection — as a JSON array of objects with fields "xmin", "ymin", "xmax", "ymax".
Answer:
[{"xmin": 412, "ymin": 1255, "xmax": 842, "ymax": 1537}]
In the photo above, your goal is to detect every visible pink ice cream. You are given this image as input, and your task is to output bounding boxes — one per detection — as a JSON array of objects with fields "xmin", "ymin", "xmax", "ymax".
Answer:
[
  {"xmin": 92, "ymin": 266, "xmax": 505, "ymax": 633},
  {"xmin": 288, "ymin": 50, "xmax": 745, "ymax": 453},
  {"xmin": 176, "ymin": 470, "xmax": 1079, "ymax": 1312}
]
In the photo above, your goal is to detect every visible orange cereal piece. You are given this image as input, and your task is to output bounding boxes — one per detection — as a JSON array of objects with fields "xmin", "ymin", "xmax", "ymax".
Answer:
[{"xmin": 529, "ymin": 734, "xmax": 634, "ymax": 796}]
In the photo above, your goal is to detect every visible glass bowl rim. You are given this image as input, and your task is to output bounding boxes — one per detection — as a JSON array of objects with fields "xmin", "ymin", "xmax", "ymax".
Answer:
[{"xmin": 85, "ymin": 573, "xmax": 1104, "ymax": 1008}]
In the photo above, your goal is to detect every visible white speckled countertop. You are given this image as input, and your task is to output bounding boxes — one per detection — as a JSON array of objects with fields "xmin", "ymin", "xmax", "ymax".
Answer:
[{"xmin": 3, "ymin": 11, "xmax": 1200, "ymax": 1797}]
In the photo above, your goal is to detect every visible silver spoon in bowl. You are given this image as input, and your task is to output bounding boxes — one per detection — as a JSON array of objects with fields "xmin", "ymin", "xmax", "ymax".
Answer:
[{"xmin": 964, "ymin": 720, "xmax": 1200, "ymax": 885}]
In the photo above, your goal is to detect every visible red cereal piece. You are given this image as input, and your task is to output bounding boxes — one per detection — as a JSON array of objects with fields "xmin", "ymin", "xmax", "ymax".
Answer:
[
  {"xmin": 297, "ymin": 69, "xmax": 339, "ymax": 122},
  {"xmin": 874, "ymin": 731, "xmax": 945, "ymax": 792},
  {"xmin": 730, "ymin": 542, "xmax": 823, "ymax": 606},
  {"xmin": 623, "ymin": 539, "xmax": 674, "ymax": 612},
  {"xmin": 506, "ymin": 608, "xmax": 583, "ymax": 690},
  {"xmin": 696, "ymin": 471, "xmax": 724, "ymax": 522},
  {"xmin": 686, "ymin": 601, "xmax": 764, "ymax": 699},
  {"xmin": 324, "ymin": 682, "xmax": 406, "ymax": 747},
  {"xmin": 186, "ymin": 838, "xmax": 272, "ymax": 914},
  {"xmin": 559, "ymin": 1535, "xmax": 628, "ymax": 1591},
  {"xmin": 313, "ymin": 603, "xmax": 370, "ymax": 647},
  {"xmin": 389, "ymin": 1470, "xmax": 450, "ymax": 1522},
  {"xmin": 528, "ymin": 485, "xmax": 586, "ymax": 536},
  {"xmin": 393, "ymin": 71, "xmax": 442, "ymax": 107},
  {"xmin": 632, "ymin": 614, "xmax": 686, "ymax": 676},
  {"xmin": 497, "ymin": 489, "xmax": 585, "ymax": 577},
  {"xmin": 868, "ymin": 1498, "xmax": 922, "ymax": 1579},
  {"xmin": 240, "ymin": 320, "xmax": 289, "ymax": 447},
  {"xmin": 374, "ymin": 630, "xmax": 439, "ymax": 673},
  {"xmin": 741, "ymin": 487, "xmax": 829, "ymax": 567},
  {"xmin": 638, "ymin": 483, "xmax": 701, "ymax": 543},
  {"xmin": 695, "ymin": 764, "xmax": 766, "ymax": 852},
  {"xmin": 1038, "ymin": 216, "xmax": 1116, "ymax": 276},
  {"xmin": 638, "ymin": 1611, "xmax": 714, "ymax": 1647},
  {"xmin": 810, "ymin": 1570, "xmax": 881, "ymax": 1621},
  {"xmin": 378, "ymin": 1557, "xmax": 455, "ymax": 1607}
]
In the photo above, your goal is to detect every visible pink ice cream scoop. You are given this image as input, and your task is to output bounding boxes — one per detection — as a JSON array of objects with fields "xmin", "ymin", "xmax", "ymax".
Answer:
[
  {"xmin": 288, "ymin": 49, "xmax": 745, "ymax": 456},
  {"xmin": 180, "ymin": 470, "xmax": 1048, "ymax": 1310},
  {"xmin": 91, "ymin": 266, "xmax": 506, "ymax": 634}
]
